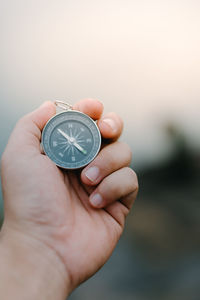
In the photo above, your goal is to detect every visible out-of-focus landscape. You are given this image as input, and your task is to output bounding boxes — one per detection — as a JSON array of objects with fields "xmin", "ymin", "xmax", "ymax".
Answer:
[{"xmin": 0, "ymin": 1, "xmax": 200, "ymax": 299}]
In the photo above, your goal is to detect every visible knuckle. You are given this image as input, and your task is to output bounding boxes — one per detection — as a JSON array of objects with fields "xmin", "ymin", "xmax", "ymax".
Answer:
[
  {"xmin": 119, "ymin": 142, "xmax": 132, "ymax": 165},
  {"xmin": 99, "ymin": 146, "xmax": 118, "ymax": 170},
  {"xmin": 111, "ymin": 182, "xmax": 122, "ymax": 195},
  {"xmin": 15, "ymin": 117, "xmax": 27, "ymax": 131},
  {"xmin": 96, "ymin": 141, "xmax": 133, "ymax": 172},
  {"xmin": 118, "ymin": 141, "xmax": 132, "ymax": 162},
  {"xmin": 115, "ymin": 141, "xmax": 132, "ymax": 160},
  {"xmin": 99, "ymin": 175, "xmax": 120, "ymax": 197},
  {"xmin": 126, "ymin": 167, "xmax": 139, "ymax": 191},
  {"xmin": 17, "ymin": 115, "xmax": 29, "ymax": 126},
  {"xmin": 125, "ymin": 145, "xmax": 132, "ymax": 164}
]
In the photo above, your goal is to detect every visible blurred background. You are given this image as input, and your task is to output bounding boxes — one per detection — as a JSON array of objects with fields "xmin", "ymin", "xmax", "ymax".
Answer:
[{"xmin": 0, "ymin": 0, "xmax": 200, "ymax": 299}]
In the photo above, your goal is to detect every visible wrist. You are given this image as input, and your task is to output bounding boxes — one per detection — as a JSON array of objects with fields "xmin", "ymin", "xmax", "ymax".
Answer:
[{"xmin": 0, "ymin": 224, "xmax": 70, "ymax": 300}]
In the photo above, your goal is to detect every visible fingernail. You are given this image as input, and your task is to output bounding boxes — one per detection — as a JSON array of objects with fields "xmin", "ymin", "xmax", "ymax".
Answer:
[
  {"xmin": 85, "ymin": 166, "xmax": 100, "ymax": 182},
  {"xmin": 90, "ymin": 193, "xmax": 103, "ymax": 207},
  {"xmin": 103, "ymin": 118, "xmax": 117, "ymax": 133}
]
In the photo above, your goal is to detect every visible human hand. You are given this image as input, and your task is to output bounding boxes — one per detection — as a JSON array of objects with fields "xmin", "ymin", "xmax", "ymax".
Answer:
[{"xmin": 0, "ymin": 99, "xmax": 138, "ymax": 299}]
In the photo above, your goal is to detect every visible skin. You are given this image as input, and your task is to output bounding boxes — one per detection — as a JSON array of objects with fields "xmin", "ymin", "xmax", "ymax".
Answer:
[{"xmin": 0, "ymin": 99, "xmax": 138, "ymax": 299}]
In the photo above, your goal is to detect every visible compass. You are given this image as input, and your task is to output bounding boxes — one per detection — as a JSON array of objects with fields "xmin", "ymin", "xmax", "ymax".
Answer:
[{"xmin": 41, "ymin": 103, "xmax": 101, "ymax": 169}]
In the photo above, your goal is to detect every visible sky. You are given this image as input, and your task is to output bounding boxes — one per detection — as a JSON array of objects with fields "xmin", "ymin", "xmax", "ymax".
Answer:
[{"xmin": 0, "ymin": 0, "xmax": 200, "ymax": 169}]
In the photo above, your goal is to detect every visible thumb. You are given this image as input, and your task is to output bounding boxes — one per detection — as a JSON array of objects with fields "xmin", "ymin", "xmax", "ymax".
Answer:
[
  {"xmin": 24, "ymin": 101, "xmax": 56, "ymax": 132},
  {"xmin": 5, "ymin": 102, "xmax": 56, "ymax": 155}
]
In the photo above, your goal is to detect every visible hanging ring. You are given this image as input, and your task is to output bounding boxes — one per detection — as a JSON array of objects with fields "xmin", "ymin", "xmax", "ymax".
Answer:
[{"xmin": 54, "ymin": 100, "xmax": 73, "ymax": 111}]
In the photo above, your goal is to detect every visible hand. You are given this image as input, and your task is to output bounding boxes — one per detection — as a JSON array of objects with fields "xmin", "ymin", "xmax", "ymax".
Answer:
[{"xmin": 0, "ymin": 99, "xmax": 138, "ymax": 299}]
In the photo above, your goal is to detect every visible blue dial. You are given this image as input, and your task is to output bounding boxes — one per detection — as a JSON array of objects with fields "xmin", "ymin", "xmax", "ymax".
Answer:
[{"xmin": 42, "ymin": 111, "xmax": 101, "ymax": 169}]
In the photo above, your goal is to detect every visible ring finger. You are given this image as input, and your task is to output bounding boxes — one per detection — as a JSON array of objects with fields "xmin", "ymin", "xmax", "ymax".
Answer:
[{"xmin": 89, "ymin": 167, "xmax": 138, "ymax": 208}]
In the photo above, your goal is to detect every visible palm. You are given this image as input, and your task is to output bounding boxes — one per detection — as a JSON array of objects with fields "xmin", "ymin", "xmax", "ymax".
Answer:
[{"xmin": 24, "ymin": 153, "xmax": 122, "ymax": 286}]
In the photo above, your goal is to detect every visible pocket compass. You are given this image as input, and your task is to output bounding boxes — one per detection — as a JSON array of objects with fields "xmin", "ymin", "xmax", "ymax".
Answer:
[{"xmin": 41, "ymin": 101, "xmax": 101, "ymax": 169}]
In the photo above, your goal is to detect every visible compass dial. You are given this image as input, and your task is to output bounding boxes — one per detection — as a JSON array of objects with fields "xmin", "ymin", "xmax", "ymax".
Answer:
[{"xmin": 42, "ymin": 111, "xmax": 101, "ymax": 169}]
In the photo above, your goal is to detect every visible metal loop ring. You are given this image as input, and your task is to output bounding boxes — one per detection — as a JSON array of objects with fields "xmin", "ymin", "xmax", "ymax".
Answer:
[{"xmin": 54, "ymin": 100, "xmax": 73, "ymax": 111}]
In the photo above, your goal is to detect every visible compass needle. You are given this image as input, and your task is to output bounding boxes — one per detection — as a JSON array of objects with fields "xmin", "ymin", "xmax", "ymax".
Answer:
[{"xmin": 73, "ymin": 142, "xmax": 87, "ymax": 155}]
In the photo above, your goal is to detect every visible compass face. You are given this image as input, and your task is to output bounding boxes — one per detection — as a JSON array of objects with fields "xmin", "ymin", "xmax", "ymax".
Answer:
[{"xmin": 42, "ymin": 111, "xmax": 101, "ymax": 169}]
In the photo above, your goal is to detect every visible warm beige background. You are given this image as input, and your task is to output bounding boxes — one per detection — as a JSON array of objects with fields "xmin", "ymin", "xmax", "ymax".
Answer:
[{"xmin": 1, "ymin": 0, "xmax": 200, "ymax": 169}]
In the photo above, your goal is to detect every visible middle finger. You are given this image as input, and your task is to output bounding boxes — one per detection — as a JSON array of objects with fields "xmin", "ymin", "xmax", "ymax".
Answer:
[{"xmin": 81, "ymin": 141, "xmax": 132, "ymax": 186}]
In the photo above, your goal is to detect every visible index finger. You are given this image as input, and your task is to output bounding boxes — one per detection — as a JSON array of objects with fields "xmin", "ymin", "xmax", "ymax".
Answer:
[{"xmin": 73, "ymin": 98, "xmax": 104, "ymax": 120}]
